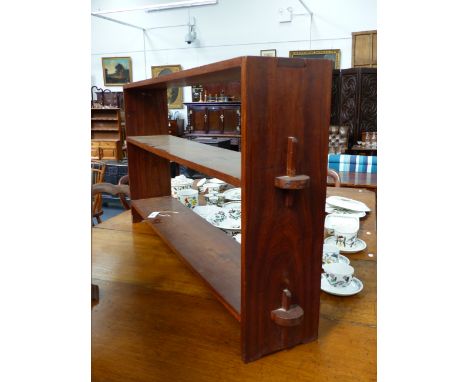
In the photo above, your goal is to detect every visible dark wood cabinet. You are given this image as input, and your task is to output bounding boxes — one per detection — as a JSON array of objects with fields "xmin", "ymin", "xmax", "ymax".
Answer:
[
  {"xmin": 339, "ymin": 68, "xmax": 377, "ymax": 146},
  {"xmin": 329, "ymin": 68, "xmax": 377, "ymax": 147},
  {"xmin": 185, "ymin": 101, "xmax": 241, "ymax": 150}
]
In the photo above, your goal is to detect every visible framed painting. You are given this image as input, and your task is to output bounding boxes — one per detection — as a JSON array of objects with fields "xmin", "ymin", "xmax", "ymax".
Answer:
[
  {"xmin": 102, "ymin": 57, "xmax": 132, "ymax": 86},
  {"xmin": 151, "ymin": 65, "xmax": 184, "ymax": 109},
  {"xmin": 289, "ymin": 49, "xmax": 341, "ymax": 69},
  {"xmin": 260, "ymin": 49, "xmax": 277, "ymax": 57}
]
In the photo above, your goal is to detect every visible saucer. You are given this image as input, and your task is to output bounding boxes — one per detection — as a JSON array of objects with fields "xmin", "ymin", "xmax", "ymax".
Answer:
[
  {"xmin": 321, "ymin": 274, "xmax": 363, "ymax": 296},
  {"xmin": 223, "ymin": 188, "xmax": 241, "ymax": 201},
  {"xmin": 322, "ymin": 254, "xmax": 350, "ymax": 265},
  {"xmin": 324, "ymin": 236, "xmax": 367, "ymax": 253}
]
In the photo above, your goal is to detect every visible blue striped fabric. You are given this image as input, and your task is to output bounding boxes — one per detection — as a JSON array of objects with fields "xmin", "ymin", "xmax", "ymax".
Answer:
[{"xmin": 328, "ymin": 154, "xmax": 377, "ymax": 173}]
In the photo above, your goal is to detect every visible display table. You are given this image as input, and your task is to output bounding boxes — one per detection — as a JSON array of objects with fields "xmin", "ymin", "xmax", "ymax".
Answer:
[
  {"xmin": 327, "ymin": 171, "xmax": 377, "ymax": 190},
  {"xmin": 92, "ymin": 187, "xmax": 376, "ymax": 381},
  {"xmin": 347, "ymin": 145, "xmax": 377, "ymax": 156}
]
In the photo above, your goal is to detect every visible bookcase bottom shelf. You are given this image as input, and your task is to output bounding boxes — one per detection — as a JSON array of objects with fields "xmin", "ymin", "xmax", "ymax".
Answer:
[{"xmin": 132, "ymin": 196, "xmax": 241, "ymax": 320}]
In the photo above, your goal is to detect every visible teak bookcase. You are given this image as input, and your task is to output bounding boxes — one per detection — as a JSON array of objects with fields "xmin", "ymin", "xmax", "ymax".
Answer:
[{"xmin": 123, "ymin": 56, "xmax": 332, "ymax": 362}]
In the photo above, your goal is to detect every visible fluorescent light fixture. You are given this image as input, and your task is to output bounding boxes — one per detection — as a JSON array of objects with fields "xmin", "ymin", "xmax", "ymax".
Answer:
[
  {"xmin": 147, "ymin": 0, "xmax": 217, "ymax": 12},
  {"xmin": 92, "ymin": 0, "xmax": 218, "ymax": 15}
]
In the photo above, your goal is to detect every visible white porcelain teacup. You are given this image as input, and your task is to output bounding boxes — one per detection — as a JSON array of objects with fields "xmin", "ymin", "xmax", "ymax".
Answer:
[
  {"xmin": 323, "ymin": 263, "xmax": 354, "ymax": 288},
  {"xmin": 203, "ymin": 182, "xmax": 222, "ymax": 194},
  {"xmin": 202, "ymin": 178, "xmax": 227, "ymax": 193},
  {"xmin": 177, "ymin": 189, "xmax": 199, "ymax": 209},
  {"xmin": 171, "ymin": 183, "xmax": 192, "ymax": 198},
  {"xmin": 323, "ymin": 244, "xmax": 340, "ymax": 264},
  {"xmin": 171, "ymin": 175, "xmax": 192, "ymax": 198},
  {"xmin": 333, "ymin": 218, "xmax": 359, "ymax": 248},
  {"xmin": 204, "ymin": 192, "xmax": 219, "ymax": 205}
]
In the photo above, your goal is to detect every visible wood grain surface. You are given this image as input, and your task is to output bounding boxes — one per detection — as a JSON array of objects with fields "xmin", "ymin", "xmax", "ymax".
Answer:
[
  {"xmin": 240, "ymin": 57, "xmax": 332, "ymax": 361},
  {"xmin": 127, "ymin": 135, "xmax": 241, "ymax": 186},
  {"xmin": 124, "ymin": 57, "xmax": 243, "ymax": 90},
  {"xmin": 327, "ymin": 172, "xmax": 377, "ymax": 190},
  {"xmin": 92, "ymin": 185, "xmax": 376, "ymax": 381},
  {"xmin": 132, "ymin": 196, "xmax": 241, "ymax": 319},
  {"xmin": 122, "ymin": 56, "xmax": 335, "ymax": 362}
]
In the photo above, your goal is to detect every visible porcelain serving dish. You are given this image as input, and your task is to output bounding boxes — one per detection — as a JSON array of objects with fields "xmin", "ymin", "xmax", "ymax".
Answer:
[
  {"xmin": 223, "ymin": 188, "xmax": 241, "ymax": 201},
  {"xmin": 326, "ymin": 196, "xmax": 370, "ymax": 212}
]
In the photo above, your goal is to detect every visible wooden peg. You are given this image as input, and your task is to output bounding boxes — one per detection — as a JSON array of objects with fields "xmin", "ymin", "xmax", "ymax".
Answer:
[
  {"xmin": 271, "ymin": 289, "xmax": 304, "ymax": 327},
  {"xmin": 275, "ymin": 137, "xmax": 310, "ymax": 206}
]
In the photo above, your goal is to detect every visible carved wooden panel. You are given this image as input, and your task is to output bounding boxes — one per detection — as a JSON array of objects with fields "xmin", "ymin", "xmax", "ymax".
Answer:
[
  {"xmin": 339, "ymin": 72, "xmax": 359, "ymax": 144},
  {"xmin": 359, "ymin": 71, "xmax": 377, "ymax": 137},
  {"xmin": 330, "ymin": 70, "xmax": 341, "ymax": 125},
  {"xmin": 337, "ymin": 68, "xmax": 377, "ymax": 147}
]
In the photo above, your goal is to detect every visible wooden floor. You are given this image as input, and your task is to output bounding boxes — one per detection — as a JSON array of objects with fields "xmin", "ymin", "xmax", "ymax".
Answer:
[{"xmin": 92, "ymin": 188, "xmax": 376, "ymax": 381}]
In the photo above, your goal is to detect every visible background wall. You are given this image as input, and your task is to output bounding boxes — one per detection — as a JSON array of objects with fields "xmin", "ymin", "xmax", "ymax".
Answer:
[{"xmin": 91, "ymin": 0, "xmax": 376, "ymax": 116}]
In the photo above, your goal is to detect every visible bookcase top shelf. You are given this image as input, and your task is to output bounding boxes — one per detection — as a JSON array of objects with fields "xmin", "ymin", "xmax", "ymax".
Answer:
[
  {"xmin": 124, "ymin": 57, "xmax": 243, "ymax": 90},
  {"xmin": 123, "ymin": 56, "xmax": 313, "ymax": 91},
  {"xmin": 127, "ymin": 135, "xmax": 241, "ymax": 186}
]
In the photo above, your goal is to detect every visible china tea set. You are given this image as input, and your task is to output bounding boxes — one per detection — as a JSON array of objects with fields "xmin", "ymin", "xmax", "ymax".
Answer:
[
  {"xmin": 321, "ymin": 243, "xmax": 363, "ymax": 296},
  {"xmin": 171, "ymin": 175, "xmax": 242, "ymax": 236},
  {"xmin": 172, "ymin": 176, "xmax": 369, "ymax": 296},
  {"xmin": 321, "ymin": 195, "xmax": 371, "ymax": 296},
  {"xmin": 172, "ymin": 175, "xmax": 233, "ymax": 206}
]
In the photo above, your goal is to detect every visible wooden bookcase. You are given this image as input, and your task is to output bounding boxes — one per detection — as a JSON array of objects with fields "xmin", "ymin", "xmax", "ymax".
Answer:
[
  {"xmin": 91, "ymin": 108, "xmax": 123, "ymax": 160},
  {"xmin": 123, "ymin": 56, "xmax": 332, "ymax": 362}
]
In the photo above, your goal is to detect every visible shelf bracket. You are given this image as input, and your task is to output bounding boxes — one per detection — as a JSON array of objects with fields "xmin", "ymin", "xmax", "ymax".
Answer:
[
  {"xmin": 274, "ymin": 136, "xmax": 310, "ymax": 206},
  {"xmin": 271, "ymin": 289, "xmax": 304, "ymax": 327}
]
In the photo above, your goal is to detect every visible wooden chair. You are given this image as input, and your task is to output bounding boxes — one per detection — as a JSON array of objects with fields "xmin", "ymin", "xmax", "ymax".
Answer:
[
  {"xmin": 117, "ymin": 175, "xmax": 130, "ymax": 208},
  {"xmin": 91, "ymin": 181, "xmax": 131, "ymax": 226},
  {"xmin": 91, "ymin": 161, "xmax": 107, "ymax": 224},
  {"xmin": 118, "ymin": 174, "xmax": 129, "ymax": 185},
  {"xmin": 327, "ymin": 168, "xmax": 341, "ymax": 187},
  {"xmin": 91, "ymin": 178, "xmax": 131, "ymax": 302}
]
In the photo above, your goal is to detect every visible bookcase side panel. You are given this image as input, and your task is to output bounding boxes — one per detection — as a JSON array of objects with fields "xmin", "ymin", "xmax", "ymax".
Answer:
[
  {"xmin": 124, "ymin": 88, "xmax": 168, "ymax": 137},
  {"xmin": 240, "ymin": 57, "xmax": 333, "ymax": 362},
  {"xmin": 124, "ymin": 88, "xmax": 171, "ymax": 222}
]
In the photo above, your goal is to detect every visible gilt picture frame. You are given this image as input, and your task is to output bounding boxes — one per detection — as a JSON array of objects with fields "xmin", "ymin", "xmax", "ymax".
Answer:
[
  {"xmin": 289, "ymin": 49, "xmax": 341, "ymax": 69},
  {"xmin": 151, "ymin": 65, "xmax": 184, "ymax": 109},
  {"xmin": 102, "ymin": 57, "xmax": 132, "ymax": 86}
]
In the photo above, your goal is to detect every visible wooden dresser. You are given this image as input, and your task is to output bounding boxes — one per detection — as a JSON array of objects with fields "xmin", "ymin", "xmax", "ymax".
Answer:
[{"xmin": 91, "ymin": 108, "xmax": 123, "ymax": 160}]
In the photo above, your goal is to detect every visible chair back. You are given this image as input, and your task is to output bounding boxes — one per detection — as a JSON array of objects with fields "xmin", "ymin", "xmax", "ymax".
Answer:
[
  {"xmin": 327, "ymin": 168, "xmax": 341, "ymax": 187},
  {"xmin": 91, "ymin": 161, "xmax": 106, "ymax": 220}
]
